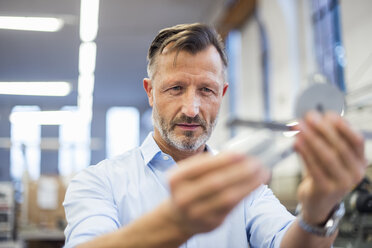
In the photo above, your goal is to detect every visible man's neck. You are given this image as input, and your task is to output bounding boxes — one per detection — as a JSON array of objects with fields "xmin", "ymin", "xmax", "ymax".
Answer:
[{"xmin": 153, "ymin": 130, "xmax": 205, "ymax": 162}]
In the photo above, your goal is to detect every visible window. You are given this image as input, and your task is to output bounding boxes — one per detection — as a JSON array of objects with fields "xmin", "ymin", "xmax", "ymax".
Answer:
[
  {"xmin": 58, "ymin": 106, "xmax": 91, "ymax": 176},
  {"xmin": 10, "ymin": 106, "xmax": 41, "ymax": 180},
  {"xmin": 106, "ymin": 107, "xmax": 139, "ymax": 158}
]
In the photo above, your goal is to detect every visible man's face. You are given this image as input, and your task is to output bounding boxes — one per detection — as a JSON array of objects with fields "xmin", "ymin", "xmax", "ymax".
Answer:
[{"xmin": 144, "ymin": 45, "xmax": 228, "ymax": 151}]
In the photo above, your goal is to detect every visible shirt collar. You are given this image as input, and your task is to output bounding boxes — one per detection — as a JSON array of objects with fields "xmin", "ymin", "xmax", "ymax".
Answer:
[{"xmin": 140, "ymin": 132, "xmax": 162, "ymax": 165}]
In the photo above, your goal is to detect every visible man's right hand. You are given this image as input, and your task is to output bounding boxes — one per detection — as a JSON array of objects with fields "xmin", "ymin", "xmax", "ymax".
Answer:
[{"xmin": 166, "ymin": 152, "xmax": 270, "ymax": 237}]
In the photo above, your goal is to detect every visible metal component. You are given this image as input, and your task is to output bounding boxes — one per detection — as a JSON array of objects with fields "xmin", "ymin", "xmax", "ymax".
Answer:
[
  {"xmin": 295, "ymin": 83, "xmax": 345, "ymax": 118},
  {"xmin": 225, "ymin": 82, "xmax": 372, "ymax": 171},
  {"xmin": 223, "ymin": 129, "xmax": 295, "ymax": 170},
  {"xmin": 227, "ymin": 118, "xmax": 291, "ymax": 131},
  {"xmin": 228, "ymin": 117, "xmax": 372, "ymax": 141}
]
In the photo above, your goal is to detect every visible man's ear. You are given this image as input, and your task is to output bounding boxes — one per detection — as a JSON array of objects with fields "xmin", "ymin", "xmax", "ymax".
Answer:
[
  {"xmin": 222, "ymin": 82, "xmax": 229, "ymax": 97},
  {"xmin": 143, "ymin": 78, "xmax": 154, "ymax": 107}
]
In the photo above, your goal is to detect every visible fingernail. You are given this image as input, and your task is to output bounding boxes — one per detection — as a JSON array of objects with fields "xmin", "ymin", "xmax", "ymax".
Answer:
[
  {"xmin": 327, "ymin": 112, "xmax": 339, "ymax": 123},
  {"xmin": 309, "ymin": 111, "xmax": 321, "ymax": 124}
]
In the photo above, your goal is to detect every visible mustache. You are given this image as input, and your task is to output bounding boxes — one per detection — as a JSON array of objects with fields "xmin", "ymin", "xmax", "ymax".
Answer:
[{"xmin": 171, "ymin": 115, "xmax": 207, "ymax": 130}]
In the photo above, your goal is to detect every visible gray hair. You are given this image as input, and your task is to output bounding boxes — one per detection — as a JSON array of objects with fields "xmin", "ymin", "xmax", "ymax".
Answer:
[{"xmin": 147, "ymin": 23, "xmax": 228, "ymax": 79}]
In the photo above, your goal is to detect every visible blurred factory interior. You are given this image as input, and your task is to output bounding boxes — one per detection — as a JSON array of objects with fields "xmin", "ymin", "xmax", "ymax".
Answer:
[{"xmin": 0, "ymin": 0, "xmax": 372, "ymax": 247}]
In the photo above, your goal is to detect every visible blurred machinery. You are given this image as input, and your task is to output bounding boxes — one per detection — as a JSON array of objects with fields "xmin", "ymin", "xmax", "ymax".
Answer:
[
  {"xmin": 0, "ymin": 183, "xmax": 15, "ymax": 241},
  {"xmin": 334, "ymin": 176, "xmax": 372, "ymax": 248}
]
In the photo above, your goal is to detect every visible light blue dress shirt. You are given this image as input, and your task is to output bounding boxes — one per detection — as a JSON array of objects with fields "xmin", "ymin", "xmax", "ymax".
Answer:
[{"xmin": 63, "ymin": 132, "xmax": 295, "ymax": 248}]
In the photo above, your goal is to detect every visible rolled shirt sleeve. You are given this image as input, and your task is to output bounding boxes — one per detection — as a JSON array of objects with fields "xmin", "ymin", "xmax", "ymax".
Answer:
[
  {"xmin": 245, "ymin": 185, "xmax": 296, "ymax": 248},
  {"xmin": 63, "ymin": 161, "xmax": 121, "ymax": 248}
]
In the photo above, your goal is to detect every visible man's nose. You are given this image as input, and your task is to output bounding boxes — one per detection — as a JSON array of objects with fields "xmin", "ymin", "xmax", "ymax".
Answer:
[{"xmin": 181, "ymin": 91, "xmax": 200, "ymax": 118}]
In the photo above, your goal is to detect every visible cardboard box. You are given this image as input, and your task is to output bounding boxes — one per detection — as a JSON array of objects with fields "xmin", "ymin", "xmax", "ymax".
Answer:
[{"xmin": 26, "ymin": 176, "xmax": 66, "ymax": 230}]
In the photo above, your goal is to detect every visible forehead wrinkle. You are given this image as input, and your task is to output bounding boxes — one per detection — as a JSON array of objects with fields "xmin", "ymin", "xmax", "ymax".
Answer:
[
  {"xmin": 163, "ymin": 73, "xmax": 211, "ymax": 85},
  {"xmin": 164, "ymin": 46, "xmax": 224, "ymax": 74}
]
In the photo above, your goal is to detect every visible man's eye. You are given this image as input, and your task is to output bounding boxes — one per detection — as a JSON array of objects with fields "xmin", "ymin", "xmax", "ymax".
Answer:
[
  {"xmin": 170, "ymin": 86, "xmax": 182, "ymax": 91},
  {"xmin": 201, "ymin": 87, "xmax": 213, "ymax": 93}
]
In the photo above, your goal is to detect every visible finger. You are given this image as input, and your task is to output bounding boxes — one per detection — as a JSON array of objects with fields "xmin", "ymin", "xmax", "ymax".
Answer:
[
  {"xmin": 294, "ymin": 133, "xmax": 329, "ymax": 187},
  {"xmin": 298, "ymin": 120, "xmax": 351, "ymax": 184},
  {"xmin": 334, "ymin": 114, "xmax": 365, "ymax": 159},
  {"xmin": 169, "ymin": 152, "xmax": 246, "ymax": 184},
  {"xmin": 305, "ymin": 112, "xmax": 362, "ymax": 179},
  {"xmin": 188, "ymin": 166, "xmax": 269, "ymax": 220},
  {"xmin": 335, "ymin": 116, "xmax": 368, "ymax": 183},
  {"xmin": 325, "ymin": 113, "xmax": 366, "ymax": 182},
  {"xmin": 174, "ymin": 157, "xmax": 265, "ymax": 209},
  {"xmin": 304, "ymin": 112, "xmax": 345, "ymax": 153}
]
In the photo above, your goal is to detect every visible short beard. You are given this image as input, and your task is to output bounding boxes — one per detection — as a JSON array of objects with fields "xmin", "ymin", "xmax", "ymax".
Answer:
[{"xmin": 152, "ymin": 106, "xmax": 217, "ymax": 151}]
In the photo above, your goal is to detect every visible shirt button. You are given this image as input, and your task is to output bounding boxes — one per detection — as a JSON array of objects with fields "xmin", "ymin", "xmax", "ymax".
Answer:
[{"xmin": 163, "ymin": 155, "xmax": 169, "ymax": 160}]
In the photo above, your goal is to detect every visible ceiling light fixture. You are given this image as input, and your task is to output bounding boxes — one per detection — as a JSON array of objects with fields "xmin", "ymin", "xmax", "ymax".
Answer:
[
  {"xmin": 79, "ymin": 42, "xmax": 97, "ymax": 74},
  {"xmin": 0, "ymin": 81, "xmax": 71, "ymax": 96},
  {"xmin": 0, "ymin": 16, "xmax": 64, "ymax": 32},
  {"xmin": 80, "ymin": 0, "xmax": 100, "ymax": 42},
  {"xmin": 78, "ymin": 75, "xmax": 94, "ymax": 97},
  {"xmin": 9, "ymin": 110, "xmax": 75, "ymax": 125}
]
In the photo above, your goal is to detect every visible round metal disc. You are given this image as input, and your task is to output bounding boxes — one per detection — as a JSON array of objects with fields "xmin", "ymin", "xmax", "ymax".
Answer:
[{"xmin": 295, "ymin": 83, "xmax": 345, "ymax": 118}]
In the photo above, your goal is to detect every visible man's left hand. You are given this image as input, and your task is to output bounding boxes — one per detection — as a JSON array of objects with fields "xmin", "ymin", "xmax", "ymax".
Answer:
[{"xmin": 294, "ymin": 111, "xmax": 368, "ymax": 225}]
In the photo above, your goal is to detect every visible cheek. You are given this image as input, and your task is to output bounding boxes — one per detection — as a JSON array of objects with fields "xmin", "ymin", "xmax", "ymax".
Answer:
[
  {"xmin": 159, "ymin": 95, "xmax": 183, "ymax": 112},
  {"xmin": 154, "ymin": 99, "xmax": 177, "ymax": 120},
  {"xmin": 201, "ymin": 98, "xmax": 221, "ymax": 121}
]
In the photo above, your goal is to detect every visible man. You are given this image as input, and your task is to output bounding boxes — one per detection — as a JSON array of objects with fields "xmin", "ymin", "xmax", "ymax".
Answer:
[{"xmin": 63, "ymin": 23, "xmax": 367, "ymax": 248}]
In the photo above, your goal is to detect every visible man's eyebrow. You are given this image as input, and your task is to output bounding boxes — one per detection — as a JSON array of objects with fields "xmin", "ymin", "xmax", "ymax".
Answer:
[{"xmin": 199, "ymin": 81, "xmax": 219, "ymax": 88}]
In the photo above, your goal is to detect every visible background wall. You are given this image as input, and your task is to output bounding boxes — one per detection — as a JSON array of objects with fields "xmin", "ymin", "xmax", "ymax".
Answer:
[{"xmin": 209, "ymin": 0, "xmax": 372, "ymax": 210}]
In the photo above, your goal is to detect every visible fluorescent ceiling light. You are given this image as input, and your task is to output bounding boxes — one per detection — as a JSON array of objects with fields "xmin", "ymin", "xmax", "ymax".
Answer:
[
  {"xmin": 0, "ymin": 16, "xmax": 64, "ymax": 32},
  {"xmin": 10, "ymin": 110, "xmax": 75, "ymax": 125},
  {"xmin": 0, "ymin": 82, "xmax": 71, "ymax": 96},
  {"xmin": 80, "ymin": 0, "xmax": 100, "ymax": 42},
  {"xmin": 79, "ymin": 42, "xmax": 97, "ymax": 74},
  {"xmin": 78, "ymin": 75, "xmax": 95, "ymax": 96},
  {"xmin": 78, "ymin": 94, "xmax": 93, "ymax": 123}
]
